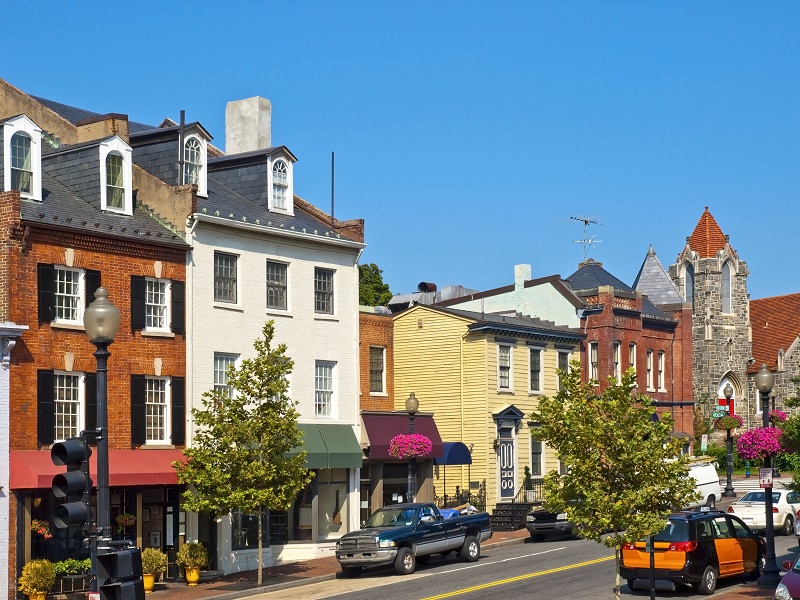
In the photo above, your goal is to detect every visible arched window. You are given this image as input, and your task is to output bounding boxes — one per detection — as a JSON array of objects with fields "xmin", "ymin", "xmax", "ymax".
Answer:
[
  {"xmin": 684, "ymin": 263, "xmax": 694, "ymax": 310},
  {"xmin": 272, "ymin": 159, "xmax": 288, "ymax": 210},
  {"xmin": 11, "ymin": 132, "xmax": 32, "ymax": 193},
  {"xmin": 184, "ymin": 137, "xmax": 202, "ymax": 185},
  {"xmin": 106, "ymin": 153, "xmax": 124, "ymax": 209},
  {"xmin": 722, "ymin": 261, "xmax": 732, "ymax": 313}
]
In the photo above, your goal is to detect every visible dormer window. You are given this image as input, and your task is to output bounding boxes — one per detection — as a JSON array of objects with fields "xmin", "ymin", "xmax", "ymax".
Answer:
[
  {"xmin": 3, "ymin": 114, "xmax": 42, "ymax": 200},
  {"xmin": 272, "ymin": 159, "xmax": 288, "ymax": 210},
  {"xmin": 99, "ymin": 136, "xmax": 133, "ymax": 214},
  {"xmin": 11, "ymin": 133, "xmax": 32, "ymax": 193},
  {"xmin": 182, "ymin": 134, "xmax": 207, "ymax": 196}
]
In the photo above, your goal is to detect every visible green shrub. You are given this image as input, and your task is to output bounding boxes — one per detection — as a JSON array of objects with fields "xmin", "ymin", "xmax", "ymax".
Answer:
[
  {"xmin": 176, "ymin": 542, "xmax": 207, "ymax": 569},
  {"xmin": 141, "ymin": 548, "xmax": 168, "ymax": 574},
  {"xmin": 19, "ymin": 559, "xmax": 56, "ymax": 594},
  {"xmin": 52, "ymin": 558, "xmax": 91, "ymax": 576}
]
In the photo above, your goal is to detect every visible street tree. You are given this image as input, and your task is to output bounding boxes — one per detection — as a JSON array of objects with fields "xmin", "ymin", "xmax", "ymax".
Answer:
[
  {"xmin": 174, "ymin": 321, "xmax": 313, "ymax": 584},
  {"xmin": 359, "ymin": 262, "xmax": 393, "ymax": 307},
  {"xmin": 530, "ymin": 362, "xmax": 698, "ymax": 600}
]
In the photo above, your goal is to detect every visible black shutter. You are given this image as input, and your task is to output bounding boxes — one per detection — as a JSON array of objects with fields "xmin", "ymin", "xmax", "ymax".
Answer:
[
  {"xmin": 171, "ymin": 281, "xmax": 185, "ymax": 335},
  {"xmin": 37, "ymin": 264, "xmax": 55, "ymax": 323},
  {"xmin": 85, "ymin": 270, "xmax": 101, "ymax": 307},
  {"xmin": 37, "ymin": 370, "xmax": 55, "ymax": 445},
  {"xmin": 131, "ymin": 374, "xmax": 146, "ymax": 446},
  {"xmin": 171, "ymin": 377, "xmax": 185, "ymax": 446},
  {"xmin": 131, "ymin": 276, "xmax": 146, "ymax": 331},
  {"xmin": 85, "ymin": 372, "xmax": 97, "ymax": 432}
]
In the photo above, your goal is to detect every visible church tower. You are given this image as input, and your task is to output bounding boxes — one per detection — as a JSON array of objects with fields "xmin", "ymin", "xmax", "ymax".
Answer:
[{"xmin": 669, "ymin": 207, "xmax": 754, "ymax": 424}]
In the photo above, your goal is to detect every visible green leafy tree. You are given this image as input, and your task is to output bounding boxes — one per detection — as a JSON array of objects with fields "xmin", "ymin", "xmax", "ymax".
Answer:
[
  {"xmin": 530, "ymin": 362, "xmax": 698, "ymax": 600},
  {"xmin": 778, "ymin": 374, "xmax": 800, "ymax": 492},
  {"xmin": 358, "ymin": 263, "xmax": 393, "ymax": 307},
  {"xmin": 174, "ymin": 321, "xmax": 313, "ymax": 584}
]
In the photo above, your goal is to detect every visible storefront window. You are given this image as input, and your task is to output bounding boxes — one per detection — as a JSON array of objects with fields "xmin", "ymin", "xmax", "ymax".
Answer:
[
  {"xmin": 231, "ymin": 508, "xmax": 268, "ymax": 550},
  {"xmin": 317, "ymin": 469, "xmax": 348, "ymax": 541}
]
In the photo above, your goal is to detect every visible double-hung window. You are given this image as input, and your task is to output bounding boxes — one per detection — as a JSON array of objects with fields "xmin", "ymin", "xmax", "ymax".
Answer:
[
  {"xmin": 54, "ymin": 267, "xmax": 83, "ymax": 324},
  {"xmin": 315, "ymin": 361, "xmax": 335, "ymax": 417},
  {"xmin": 272, "ymin": 160, "xmax": 288, "ymax": 210},
  {"xmin": 266, "ymin": 261, "xmax": 288, "ymax": 310},
  {"xmin": 558, "ymin": 351, "xmax": 570, "ymax": 390},
  {"xmin": 184, "ymin": 137, "xmax": 202, "ymax": 185},
  {"xmin": 106, "ymin": 153, "xmax": 125, "ymax": 209},
  {"xmin": 646, "ymin": 350, "xmax": 654, "ymax": 390},
  {"xmin": 589, "ymin": 342, "xmax": 599, "ymax": 382},
  {"xmin": 214, "ymin": 353, "xmax": 238, "ymax": 397},
  {"xmin": 497, "ymin": 344, "xmax": 512, "ymax": 391},
  {"xmin": 369, "ymin": 347, "xmax": 385, "ymax": 394},
  {"xmin": 314, "ymin": 268, "xmax": 334, "ymax": 314},
  {"xmin": 612, "ymin": 342, "xmax": 621, "ymax": 381},
  {"xmin": 214, "ymin": 252, "xmax": 237, "ymax": 303},
  {"xmin": 658, "ymin": 351, "xmax": 666, "ymax": 391},
  {"xmin": 54, "ymin": 372, "xmax": 83, "ymax": 442},
  {"xmin": 529, "ymin": 347, "xmax": 542, "ymax": 393},
  {"xmin": 145, "ymin": 278, "xmax": 170, "ymax": 331},
  {"xmin": 629, "ymin": 343, "xmax": 637, "ymax": 376},
  {"xmin": 145, "ymin": 377, "xmax": 170, "ymax": 444},
  {"xmin": 11, "ymin": 133, "xmax": 32, "ymax": 193}
]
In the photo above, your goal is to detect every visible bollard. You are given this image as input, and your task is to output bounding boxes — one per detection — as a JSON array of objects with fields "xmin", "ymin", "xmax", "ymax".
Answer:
[{"xmin": 745, "ymin": 461, "xmax": 751, "ymax": 478}]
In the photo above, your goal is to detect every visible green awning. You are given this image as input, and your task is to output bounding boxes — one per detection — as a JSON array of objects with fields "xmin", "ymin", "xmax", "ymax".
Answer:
[
  {"xmin": 317, "ymin": 424, "xmax": 363, "ymax": 468},
  {"xmin": 289, "ymin": 423, "xmax": 362, "ymax": 469}
]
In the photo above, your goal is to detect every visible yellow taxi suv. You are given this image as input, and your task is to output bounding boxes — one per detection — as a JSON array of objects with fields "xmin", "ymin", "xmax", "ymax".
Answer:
[{"xmin": 620, "ymin": 509, "xmax": 766, "ymax": 595}]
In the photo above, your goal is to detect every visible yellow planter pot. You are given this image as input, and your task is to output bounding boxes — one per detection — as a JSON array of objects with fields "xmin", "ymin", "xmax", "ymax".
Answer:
[
  {"xmin": 142, "ymin": 574, "xmax": 155, "ymax": 594},
  {"xmin": 184, "ymin": 567, "xmax": 200, "ymax": 586},
  {"xmin": 28, "ymin": 592, "xmax": 48, "ymax": 600}
]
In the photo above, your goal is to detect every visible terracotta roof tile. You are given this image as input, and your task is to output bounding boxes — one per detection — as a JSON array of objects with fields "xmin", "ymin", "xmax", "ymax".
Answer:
[
  {"xmin": 688, "ymin": 207, "xmax": 729, "ymax": 258},
  {"xmin": 749, "ymin": 293, "xmax": 800, "ymax": 373}
]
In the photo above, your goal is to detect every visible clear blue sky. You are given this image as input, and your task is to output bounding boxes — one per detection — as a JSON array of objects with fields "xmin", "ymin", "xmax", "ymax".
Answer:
[{"xmin": 5, "ymin": 2, "xmax": 798, "ymax": 300}]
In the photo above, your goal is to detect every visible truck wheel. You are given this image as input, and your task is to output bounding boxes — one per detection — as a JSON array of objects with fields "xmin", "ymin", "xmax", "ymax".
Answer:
[
  {"xmin": 705, "ymin": 495, "xmax": 716, "ymax": 509},
  {"xmin": 341, "ymin": 566, "xmax": 362, "ymax": 578},
  {"xmin": 531, "ymin": 533, "xmax": 546, "ymax": 543},
  {"xmin": 693, "ymin": 566, "xmax": 717, "ymax": 595},
  {"xmin": 394, "ymin": 547, "xmax": 416, "ymax": 575},
  {"xmin": 626, "ymin": 578, "xmax": 635, "ymax": 590},
  {"xmin": 460, "ymin": 535, "xmax": 480, "ymax": 562}
]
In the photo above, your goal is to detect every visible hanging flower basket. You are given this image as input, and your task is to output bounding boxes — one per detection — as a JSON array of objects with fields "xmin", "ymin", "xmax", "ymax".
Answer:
[
  {"xmin": 736, "ymin": 426, "xmax": 783, "ymax": 461},
  {"xmin": 714, "ymin": 414, "xmax": 743, "ymax": 430},
  {"xmin": 769, "ymin": 410, "xmax": 787, "ymax": 426},
  {"xmin": 389, "ymin": 433, "xmax": 433, "ymax": 459},
  {"xmin": 30, "ymin": 519, "xmax": 52, "ymax": 539},
  {"xmin": 115, "ymin": 513, "xmax": 136, "ymax": 531}
]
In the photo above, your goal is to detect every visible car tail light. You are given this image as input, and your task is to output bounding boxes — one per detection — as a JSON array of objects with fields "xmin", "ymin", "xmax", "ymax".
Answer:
[
  {"xmin": 727, "ymin": 506, "xmax": 734, "ymax": 513},
  {"xmin": 773, "ymin": 507, "xmax": 779, "ymax": 513},
  {"xmin": 623, "ymin": 543, "xmax": 637, "ymax": 550},
  {"xmin": 796, "ymin": 509, "xmax": 800, "ymax": 519},
  {"xmin": 668, "ymin": 541, "xmax": 697, "ymax": 552}
]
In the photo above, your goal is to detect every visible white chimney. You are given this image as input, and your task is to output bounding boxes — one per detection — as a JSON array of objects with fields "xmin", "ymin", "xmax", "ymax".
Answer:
[
  {"xmin": 225, "ymin": 97, "xmax": 271, "ymax": 154},
  {"xmin": 514, "ymin": 264, "xmax": 531, "ymax": 289}
]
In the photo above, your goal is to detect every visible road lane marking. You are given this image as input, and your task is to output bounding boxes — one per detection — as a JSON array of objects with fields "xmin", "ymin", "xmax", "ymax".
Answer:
[
  {"xmin": 433, "ymin": 546, "xmax": 567, "ymax": 575},
  {"xmin": 420, "ymin": 555, "xmax": 616, "ymax": 599}
]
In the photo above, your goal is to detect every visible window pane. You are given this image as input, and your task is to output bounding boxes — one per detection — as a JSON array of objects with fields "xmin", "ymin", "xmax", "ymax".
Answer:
[
  {"xmin": 54, "ymin": 373, "xmax": 81, "ymax": 441},
  {"xmin": 214, "ymin": 353, "xmax": 237, "ymax": 397},
  {"xmin": 145, "ymin": 378, "xmax": 168, "ymax": 442},
  {"xmin": 54, "ymin": 267, "xmax": 81, "ymax": 322},
  {"xmin": 498, "ymin": 346, "xmax": 510, "ymax": 389},
  {"xmin": 145, "ymin": 279, "xmax": 168, "ymax": 329},
  {"xmin": 530, "ymin": 349, "xmax": 541, "ymax": 391},
  {"xmin": 314, "ymin": 268, "xmax": 333, "ymax": 314},
  {"xmin": 184, "ymin": 138, "xmax": 202, "ymax": 185},
  {"xmin": 11, "ymin": 133, "xmax": 32, "ymax": 193},
  {"xmin": 272, "ymin": 160, "xmax": 288, "ymax": 209},
  {"xmin": 369, "ymin": 347, "xmax": 384, "ymax": 393},
  {"xmin": 266, "ymin": 261, "xmax": 287, "ymax": 309},
  {"xmin": 315, "ymin": 362, "xmax": 334, "ymax": 417},
  {"xmin": 214, "ymin": 253, "xmax": 237, "ymax": 303},
  {"xmin": 106, "ymin": 154, "xmax": 124, "ymax": 209}
]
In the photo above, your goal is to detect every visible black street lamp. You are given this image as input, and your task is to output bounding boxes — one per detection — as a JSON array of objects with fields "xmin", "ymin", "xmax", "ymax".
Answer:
[
  {"xmin": 406, "ymin": 392, "xmax": 419, "ymax": 503},
  {"xmin": 755, "ymin": 364, "xmax": 781, "ymax": 589},
  {"xmin": 770, "ymin": 392, "xmax": 781, "ymax": 478},
  {"xmin": 722, "ymin": 383, "xmax": 736, "ymax": 498},
  {"xmin": 83, "ymin": 287, "xmax": 120, "ymax": 590}
]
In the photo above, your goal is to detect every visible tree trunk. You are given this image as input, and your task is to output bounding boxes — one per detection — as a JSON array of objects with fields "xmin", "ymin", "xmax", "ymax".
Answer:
[{"xmin": 614, "ymin": 547, "xmax": 621, "ymax": 600}]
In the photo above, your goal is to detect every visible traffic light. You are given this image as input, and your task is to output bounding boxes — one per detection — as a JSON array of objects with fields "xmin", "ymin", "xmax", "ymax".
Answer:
[
  {"xmin": 51, "ymin": 435, "xmax": 93, "ymax": 529},
  {"xmin": 98, "ymin": 548, "xmax": 144, "ymax": 600}
]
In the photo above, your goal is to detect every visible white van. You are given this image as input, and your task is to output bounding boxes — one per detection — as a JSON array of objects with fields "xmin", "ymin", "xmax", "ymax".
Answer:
[{"xmin": 684, "ymin": 458, "xmax": 724, "ymax": 509}]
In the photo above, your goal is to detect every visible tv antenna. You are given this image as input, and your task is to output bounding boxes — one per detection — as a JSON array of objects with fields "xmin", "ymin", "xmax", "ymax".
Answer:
[{"xmin": 571, "ymin": 216, "xmax": 602, "ymax": 260}]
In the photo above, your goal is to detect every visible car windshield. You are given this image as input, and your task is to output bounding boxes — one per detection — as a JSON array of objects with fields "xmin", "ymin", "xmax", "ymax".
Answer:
[
  {"xmin": 653, "ymin": 520, "xmax": 689, "ymax": 542},
  {"xmin": 364, "ymin": 507, "xmax": 419, "ymax": 528},
  {"xmin": 740, "ymin": 492, "xmax": 780, "ymax": 503}
]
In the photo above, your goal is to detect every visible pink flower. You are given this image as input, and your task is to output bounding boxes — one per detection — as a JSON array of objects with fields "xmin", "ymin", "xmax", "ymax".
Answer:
[
  {"xmin": 736, "ymin": 426, "xmax": 783, "ymax": 461},
  {"xmin": 389, "ymin": 434, "xmax": 433, "ymax": 459}
]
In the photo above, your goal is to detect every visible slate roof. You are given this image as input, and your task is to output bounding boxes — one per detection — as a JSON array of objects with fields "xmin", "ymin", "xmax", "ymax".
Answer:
[
  {"xmin": 22, "ymin": 172, "xmax": 188, "ymax": 248},
  {"xmin": 687, "ymin": 206, "xmax": 730, "ymax": 258},
  {"xmin": 749, "ymin": 294, "xmax": 800, "ymax": 374},
  {"xmin": 565, "ymin": 258, "xmax": 633, "ymax": 292},
  {"xmin": 32, "ymin": 95, "xmax": 157, "ymax": 134},
  {"xmin": 641, "ymin": 296, "xmax": 674, "ymax": 322},
  {"xmin": 633, "ymin": 246, "xmax": 683, "ymax": 306},
  {"xmin": 427, "ymin": 305, "xmax": 584, "ymax": 341}
]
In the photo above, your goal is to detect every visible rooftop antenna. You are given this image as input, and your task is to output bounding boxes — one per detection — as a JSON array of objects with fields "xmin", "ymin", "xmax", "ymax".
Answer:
[{"xmin": 570, "ymin": 215, "xmax": 602, "ymax": 260}]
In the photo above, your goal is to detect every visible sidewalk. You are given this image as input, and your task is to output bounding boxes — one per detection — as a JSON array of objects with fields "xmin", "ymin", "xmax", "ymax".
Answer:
[{"xmin": 151, "ymin": 524, "xmax": 779, "ymax": 600}]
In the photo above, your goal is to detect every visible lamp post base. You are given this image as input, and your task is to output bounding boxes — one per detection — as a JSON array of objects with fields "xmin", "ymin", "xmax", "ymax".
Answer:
[
  {"xmin": 757, "ymin": 568, "xmax": 782, "ymax": 589},
  {"xmin": 722, "ymin": 488, "xmax": 736, "ymax": 498}
]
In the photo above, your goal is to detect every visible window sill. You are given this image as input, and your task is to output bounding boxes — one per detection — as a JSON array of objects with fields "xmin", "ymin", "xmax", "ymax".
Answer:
[
  {"xmin": 369, "ymin": 392, "xmax": 388, "ymax": 397},
  {"xmin": 314, "ymin": 315, "xmax": 339, "ymax": 322},
  {"xmin": 528, "ymin": 391, "xmax": 542, "ymax": 396},
  {"xmin": 646, "ymin": 387, "xmax": 656, "ymax": 393},
  {"xmin": 141, "ymin": 330, "xmax": 176, "ymax": 338},
  {"xmin": 50, "ymin": 322, "xmax": 86, "ymax": 332},
  {"xmin": 497, "ymin": 389, "xmax": 514, "ymax": 395},
  {"xmin": 214, "ymin": 302, "xmax": 244, "ymax": 312},
  {"xmin": 141, "ymin": 444, "xmax": 176, "ymax": 449},
  {"xmin": 266, "ymin": 310, "xmax": 292, "ymax": 318}
]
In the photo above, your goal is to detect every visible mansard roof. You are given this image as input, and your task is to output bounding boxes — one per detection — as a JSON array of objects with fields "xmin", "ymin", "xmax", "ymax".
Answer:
[
  {"xmin": 749, "ymin": 293, "xmax": 800, "ymax": 374},
  {"xmin": 565, "ymin": 258, "xmax": 633, "ymax": 293},
  {"xmin": 687, "ymin": 206, "xmax": 729, "ymax": 258},
  {"xmin": 633, "ymin": 246, "xmax": 683, "ymax": 306}
]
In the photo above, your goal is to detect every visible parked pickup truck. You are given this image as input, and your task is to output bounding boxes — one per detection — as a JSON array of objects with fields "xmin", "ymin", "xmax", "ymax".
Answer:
[
  {"xmin": 335, "ymin": 503, "xmax": 492, "ymax": 577},
  {"xmin": 526, "ymin": 506, "xmax": 575, "ymax": 542}
]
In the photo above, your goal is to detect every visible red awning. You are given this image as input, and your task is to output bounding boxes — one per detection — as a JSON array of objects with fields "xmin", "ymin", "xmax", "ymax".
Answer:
[
  {"xmin": 10, "ymin": 449, "xmax": 187, "ymax": 490},
  {"xmin": 361, "ymin": 413, "xmax": 443, "ymax": 459}
]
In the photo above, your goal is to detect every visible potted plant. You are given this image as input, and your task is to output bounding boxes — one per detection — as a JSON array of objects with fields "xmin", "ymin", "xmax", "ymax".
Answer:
[
  {"xmin": 19, "ymin": 559, "xmax": 56, "ymax": 600},
  {"xmin": 176, "ymin": 542, "xmax": 207, "ymax": 586},
  {"xmin": 736, "ymin": 426, "xmax": 783, "ymax": 461},
  {"xmin": 140, "ymin": 548, "xmax": 168, "ymax": 594},
  {"xmin": 523, "ymin": 466, "xmax": 536, "ymax": 502},
  {"xmin": 388, "ymin": 433, "xmax": 433, "ymax": 459},
  {"xmin": 115, "ymin": 513, "xmax": 136, "ymax": 532}
]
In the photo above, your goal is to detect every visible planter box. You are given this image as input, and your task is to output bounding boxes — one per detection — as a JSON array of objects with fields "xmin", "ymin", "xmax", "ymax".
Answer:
[{"xmin": 54, "ymin": 574, "xmax": 92, "ymax": 594}]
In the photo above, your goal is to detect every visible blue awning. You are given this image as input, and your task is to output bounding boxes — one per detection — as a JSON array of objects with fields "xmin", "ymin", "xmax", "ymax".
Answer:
[{"xmin": 434, "ymin": 442, "xmax": 472, "ymax": 466}]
